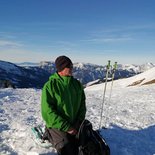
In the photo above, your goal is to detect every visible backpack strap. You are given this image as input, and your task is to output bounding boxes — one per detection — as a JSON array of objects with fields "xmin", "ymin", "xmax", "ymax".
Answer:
[{"xmin": 77, "ymin": 119, "xmax": 92, "ymax": 146}]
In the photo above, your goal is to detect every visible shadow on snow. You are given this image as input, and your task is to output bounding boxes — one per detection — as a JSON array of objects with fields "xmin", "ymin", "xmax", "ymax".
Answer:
[{"xmin": 100, "ymin": 124, "xmax": 155, "ymax": 155}]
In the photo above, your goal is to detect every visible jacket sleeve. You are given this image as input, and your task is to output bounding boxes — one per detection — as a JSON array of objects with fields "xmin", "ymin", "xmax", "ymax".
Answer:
[
  {"xmin": 77, "ymin": 84, "xmax": 86, "ymax": 122},
  {"xmin": 41, "ymin": 82, "xmax": 71, "ymax": 132}
]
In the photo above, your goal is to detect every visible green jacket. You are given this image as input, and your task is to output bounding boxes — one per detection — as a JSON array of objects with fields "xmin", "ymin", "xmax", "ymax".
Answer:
[{"xmin": 41, "ymin": 73, "xmax": 86, "ymax": 132}]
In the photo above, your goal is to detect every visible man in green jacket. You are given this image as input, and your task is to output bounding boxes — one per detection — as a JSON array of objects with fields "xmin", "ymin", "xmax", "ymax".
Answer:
[{"xmin": 41, "ymin": 55, "xmax": 86, "ymax": 155}]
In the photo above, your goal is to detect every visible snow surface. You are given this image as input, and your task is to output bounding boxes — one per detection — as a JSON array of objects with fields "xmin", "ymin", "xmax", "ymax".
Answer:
[{"xmin": 0, "ymin": 68, "xmax": 155, "ymax": 155}]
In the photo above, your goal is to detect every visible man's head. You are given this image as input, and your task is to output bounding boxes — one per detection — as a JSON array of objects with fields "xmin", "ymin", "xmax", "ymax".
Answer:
[{"xmin": 55, "ymin": 55, "xmax": 73, "ymax": 76}]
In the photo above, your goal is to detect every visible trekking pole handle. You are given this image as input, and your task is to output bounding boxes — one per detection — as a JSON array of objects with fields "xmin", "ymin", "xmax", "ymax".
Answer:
[
  {"xmin": 113, "ymin": 62, "xmax": 117, "ymax": 71},
  {"xmin": 107, "ymin": 60, "xmax": 111, "ymax": 70}
]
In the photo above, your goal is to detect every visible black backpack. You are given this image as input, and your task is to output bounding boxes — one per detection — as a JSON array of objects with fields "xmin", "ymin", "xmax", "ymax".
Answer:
[{"xmin": 77, "ymin": 120, "xmax": 110, "ymax": 155}]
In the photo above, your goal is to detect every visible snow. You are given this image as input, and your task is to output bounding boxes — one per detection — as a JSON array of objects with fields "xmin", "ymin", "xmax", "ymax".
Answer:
[
  {"xmin": 0, "ymin": 68, "xmax": 155, "ymax": 155},
  {"xmin": 74, "ymin": 62, "xmax": 85, "ymax": 69},
  {"xmin": 85, "ymin": 79, "xmax": 102, "ymax": 87},
  {"xmin": 118, "ymin": 67, "xmax": 155, "ymax": 87},
  {"xmin": 117, "ymin": 63, "xmax": 155, "ymax": 73}
]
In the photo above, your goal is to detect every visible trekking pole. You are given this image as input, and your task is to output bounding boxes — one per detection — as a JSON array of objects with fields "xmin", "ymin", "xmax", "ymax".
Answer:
[
  {"xmin": 99, "ymin": 60, "xmax": 111, "ymax": 129},
  {"xmin": 108, "ymin": 62, "xmax": 117, "ymax": 105},
  {"xmin": 102, "ymin": 62, "xmax": 117, "ymax": 128}
]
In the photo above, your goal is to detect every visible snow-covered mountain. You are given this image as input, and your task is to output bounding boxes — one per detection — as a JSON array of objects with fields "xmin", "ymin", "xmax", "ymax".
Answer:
[
  {"xmin": 0, "ymin": 60, "xmax": 50, "ymax": 88},
  {"xmin": 117, "ymin": 62, "xmax": 155, "ymax": 74},
  {"xmin": 0, "ymin": 68, "xmax": 155, "ymax": 155},
  {"xmin": 39, "ymin": 61, "xmax": 155, "ymax": 84},
  {"xmin": 39, "ymin": 61, "xmax": 56, "ymax": 73},
  {"xmin": 16, "ymin": 62, "xmax": 39, "ymax": 67},
  {"xmin": 0, "ymin": 60, "xmax": 155, "ymax": 88}
]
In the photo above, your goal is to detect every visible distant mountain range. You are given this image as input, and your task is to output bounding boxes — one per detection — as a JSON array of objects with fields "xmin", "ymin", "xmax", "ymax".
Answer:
[{"xmin": 0, "ymin": 60, "xmax": 155, "ymax": 88}]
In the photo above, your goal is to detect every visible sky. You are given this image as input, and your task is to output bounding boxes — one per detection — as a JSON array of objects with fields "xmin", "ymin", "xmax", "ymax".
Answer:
[{"xmin": 0, "ymin": 0, "xmax": 155, "ymax": 65}]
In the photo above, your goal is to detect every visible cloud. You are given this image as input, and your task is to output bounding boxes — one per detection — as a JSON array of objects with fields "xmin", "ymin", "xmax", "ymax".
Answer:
[
  {"xmin": 0, "ymin": 40, "xmax": 23, "ymax": 48},
  {"xmin": 81, "ymin": 36, "xmax": 132, "ymax": 44},
  {"xmin": 85, "ymin": 23, "xmax": 155, "ymax": 44}
]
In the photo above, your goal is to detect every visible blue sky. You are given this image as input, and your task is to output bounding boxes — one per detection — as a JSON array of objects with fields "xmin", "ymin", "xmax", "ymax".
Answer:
[{"xmin": 0, "ymin": 0, "xmax": 155, "ymax": 65}]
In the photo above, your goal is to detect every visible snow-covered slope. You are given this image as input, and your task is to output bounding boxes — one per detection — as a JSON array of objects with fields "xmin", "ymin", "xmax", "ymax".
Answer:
[
  {"xmin": 0, "ymin": 68, "xmax": 155, "ymax": 155},
  {"xmin": 118, "ymin": 67, "xmax": 155, "ymax": 87},
  {"xmin": 126, "ymin": 67, "xmax": 155, "ymax": 86}
]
